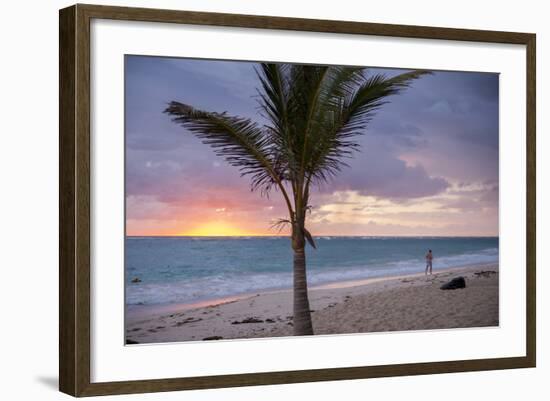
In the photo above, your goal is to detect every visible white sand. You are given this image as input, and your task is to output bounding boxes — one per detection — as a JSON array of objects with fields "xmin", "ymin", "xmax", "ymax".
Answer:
[{"xmin": 126, "ymin": 263, "xmax": 498, "ymax": 344}]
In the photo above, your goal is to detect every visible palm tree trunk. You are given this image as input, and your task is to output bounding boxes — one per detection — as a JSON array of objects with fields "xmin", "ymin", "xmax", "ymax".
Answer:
[{"xmin": 292, "ymin": 230, "xmax": 314, "ymax": 335}]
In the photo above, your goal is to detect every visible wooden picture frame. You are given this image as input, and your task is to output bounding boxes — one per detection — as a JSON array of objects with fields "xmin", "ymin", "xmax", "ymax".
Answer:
[{"xmin": 59, "ymin": 3, "xmax": 536, "ymax": 397}]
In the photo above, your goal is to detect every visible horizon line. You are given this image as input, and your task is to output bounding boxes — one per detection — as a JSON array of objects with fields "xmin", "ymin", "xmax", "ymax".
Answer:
[{"xmin": 125, "ymin": 234, "xmax": 499, "ymax": 238}]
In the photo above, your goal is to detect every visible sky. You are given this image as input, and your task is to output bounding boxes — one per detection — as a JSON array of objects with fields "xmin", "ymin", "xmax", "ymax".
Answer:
[{"xmin": 125, "ymin": 56, "xmax": 499, "ymax": 237}]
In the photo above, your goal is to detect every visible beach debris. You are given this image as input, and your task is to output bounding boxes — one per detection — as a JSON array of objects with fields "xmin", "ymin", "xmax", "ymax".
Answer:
[
  {"xmin": 440, "ymin": 277, "xmax": 466, "ymax": 290},
  {"xmin": 125, "ymin": 339, "xmax": 139, "ymax": 345},
  {"xmin": 131, "ymin": 277, "xmax": 142, "ymax": 283},
  {"xmin": 474, "ymin": 270, "xmax": 497, "ymax": 278},
  {"xmin": 231, "ymin": 317, "xmax": 264, "ymax": 324},
  {"xmin": 265, "ymin": 318, "xmax": 276, "ymax": 323},
  {"xmin": 202, "ymin": 336, "xmax": 223, "ymax": 341},
  {"xmin": 174, "ymin": 317, "xmax": 203, "ymax": 327}
]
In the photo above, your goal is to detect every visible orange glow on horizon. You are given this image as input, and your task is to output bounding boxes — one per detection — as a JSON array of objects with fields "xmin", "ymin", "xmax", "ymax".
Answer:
[{"xmin": 178, "ymin": 221, "xmax": 266, "ymax": 237}]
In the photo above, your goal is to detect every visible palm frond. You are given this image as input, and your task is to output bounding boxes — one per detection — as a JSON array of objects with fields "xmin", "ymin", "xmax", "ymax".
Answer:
[
  {"xmin": 255, "ymin": 64, "xmax": 297, "ymax": 180},
  {"xmin": 285, "ymin": 65, "xmax": 331, "ymax": 178},
  {"xmin": 346, "ymin": 70, "xmax": 431, "ymax": 129},
  {"xmin": 270, "ymin": 218, "xmax": 292, "ymax": 233},
  {"xmin": 164, "ymin": 101, "xmax": 279, "ymax": 195},
  {"xmin": 303, "ymin": 227, "xmax": 317, "ymax": 249},
  {"xmin": 305, "ymin": 70, "xmax": 431, "ymax": 186}
]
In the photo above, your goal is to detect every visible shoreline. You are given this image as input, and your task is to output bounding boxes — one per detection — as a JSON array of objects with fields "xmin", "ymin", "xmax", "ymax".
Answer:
[
  {"xmin": 126, "ymin": 262, "xmax": 496, "ymax": 319},
  {"xmin": 126, "ymin": 262, "xmax": 499, "ymax": 344}
]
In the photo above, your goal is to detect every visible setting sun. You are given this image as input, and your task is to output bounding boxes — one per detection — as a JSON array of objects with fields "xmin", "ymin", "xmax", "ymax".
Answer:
[{"xmin": 179, "ymin": 221, "xmax": 261, "ymax": 237}]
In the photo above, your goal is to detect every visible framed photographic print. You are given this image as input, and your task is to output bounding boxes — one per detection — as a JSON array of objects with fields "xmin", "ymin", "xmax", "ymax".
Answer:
[{"xmin": 59, "ymin": 3, "xmax": 536, "ymax": 397}]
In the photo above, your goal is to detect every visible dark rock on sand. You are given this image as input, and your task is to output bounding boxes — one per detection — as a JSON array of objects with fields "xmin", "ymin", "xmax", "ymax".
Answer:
[
  {"xmin": 440, "ymin": 277, "xmax": 466, "ymax": 290},
  {"xmin": 231, "ymin": 317, "xmax": 264, "ymax": 324},
  {"xmin": 265, "ymin": 318, "xmax": 275, "ymax": 323},
  {"xmin": 474, "ymin": 270, "xmax": 497, "ymax": 278},
  {"xmin": 131, "ymin": 277, "xmax": 142, "ymax": 283},
  {"xmin": 202, "ymin": 336, "xmax": 223, "ymax": 341}
]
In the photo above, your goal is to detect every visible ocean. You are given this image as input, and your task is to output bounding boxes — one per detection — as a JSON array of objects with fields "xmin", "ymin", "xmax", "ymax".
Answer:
[{"xmin": 125, "ymin": 236, "xmax": 498, "ymax": 307}]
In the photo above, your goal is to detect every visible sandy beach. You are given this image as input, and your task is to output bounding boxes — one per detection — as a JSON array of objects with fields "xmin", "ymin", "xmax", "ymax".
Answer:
[{"xmin": 126, "ymin": 263, "xmax": 498, "ymax": 344}]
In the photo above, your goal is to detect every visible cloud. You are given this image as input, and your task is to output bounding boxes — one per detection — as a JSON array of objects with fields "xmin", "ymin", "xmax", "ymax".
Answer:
[
  {"xmin": 426, "ymin": 100, "xmax": 453, "ymax": 115},
  {"xmin": 316, "ymin": 133, "xmax": 449, "ymax": 199},
  {"xmin": 305, "ymin": 187, "xmax": 498, "ymax": 236}
]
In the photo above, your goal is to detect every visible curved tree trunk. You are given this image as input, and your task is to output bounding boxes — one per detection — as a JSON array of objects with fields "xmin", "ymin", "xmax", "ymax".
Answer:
[{"xmin": 292, "ymin": 229, "xmax": 314, "ymax": 335}]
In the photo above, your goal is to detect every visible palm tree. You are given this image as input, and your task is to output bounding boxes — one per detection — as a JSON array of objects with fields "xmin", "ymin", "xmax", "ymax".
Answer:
[{"xmin": 165, "ymin": 63, "xmax": 429, "ymax": 335}]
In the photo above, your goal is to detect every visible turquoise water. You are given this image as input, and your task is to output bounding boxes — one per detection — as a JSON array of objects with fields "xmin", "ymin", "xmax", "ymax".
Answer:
[{"xmin": 125, "ymin": 236, "xmax": 498, "ymax": 306}]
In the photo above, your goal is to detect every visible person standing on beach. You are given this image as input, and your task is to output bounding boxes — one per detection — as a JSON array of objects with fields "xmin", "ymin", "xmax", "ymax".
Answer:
[{"xmin": 425, "ymin": 249, "xmax": 433, "ymax": 275}]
